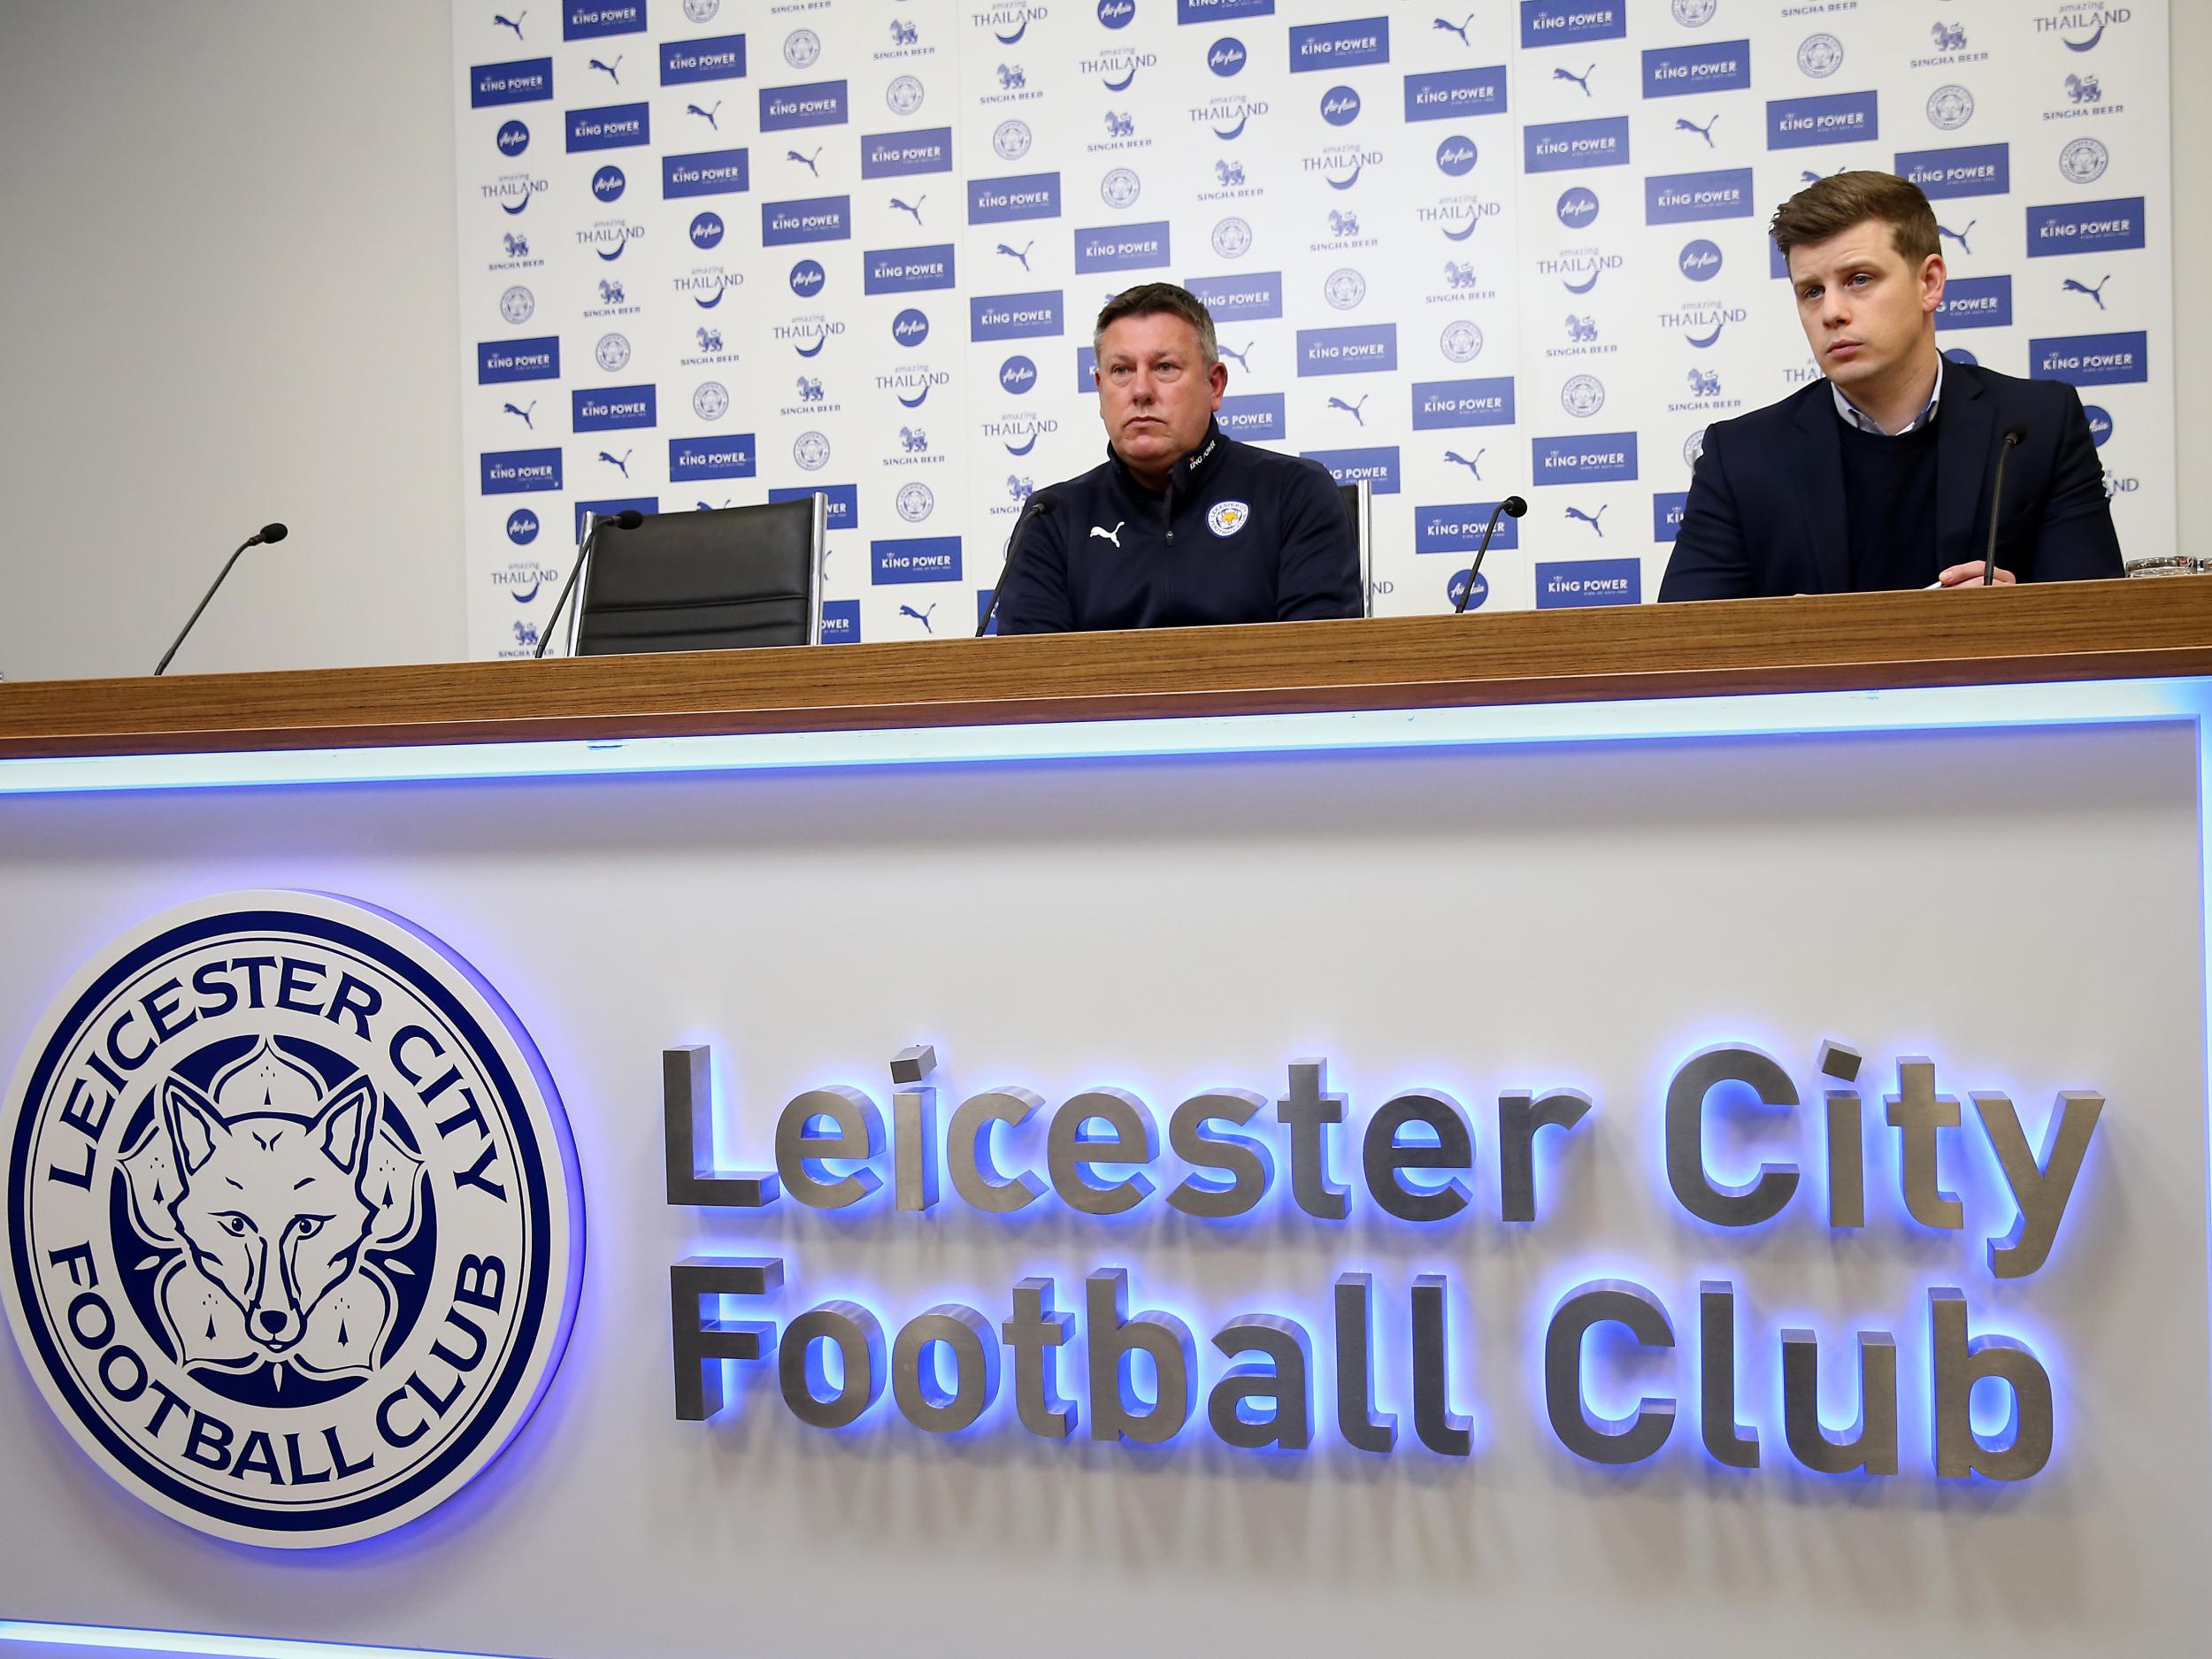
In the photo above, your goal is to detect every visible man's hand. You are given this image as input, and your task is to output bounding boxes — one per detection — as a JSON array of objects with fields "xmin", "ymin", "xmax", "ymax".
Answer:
[{"xmin": 1935, "ymin": 561, "xmax": 2016, "ymax": 588}]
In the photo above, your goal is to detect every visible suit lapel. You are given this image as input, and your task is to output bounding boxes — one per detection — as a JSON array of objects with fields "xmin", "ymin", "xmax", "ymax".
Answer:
[
  {"xmin": 1936, "ymin": 359, "xmax": 1995, "ymax": 569},
  {"xmin": 1791, "ymin": 388, "xmax": 1849, "ymax": 593}
]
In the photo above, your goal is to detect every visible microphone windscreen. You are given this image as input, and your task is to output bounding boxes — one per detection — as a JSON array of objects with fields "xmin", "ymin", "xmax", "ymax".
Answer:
[
  {"xmin": 612, "ymin": 509, "xmax": 645, "ymax": 529},
  {"xmin": 2002, "ymin": 424, "xmax": 2029, "ymax": 445},
  {"xmin": 1029, "ymin": 492, "xmax": 1058, "ymax": 516},
  {"xmin": 259, "ymin": 522, "xmax": 289, "ymax": 544},
  {"xmin": 1502, "ymin": 495, "xmax": 1528, "ymax": 518}
]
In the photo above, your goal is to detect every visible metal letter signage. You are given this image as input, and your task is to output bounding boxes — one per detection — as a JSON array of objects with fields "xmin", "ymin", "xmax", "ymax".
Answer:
[
  {"xmin": 667, "ymin": 1038, "xmax": 2101, "ymax": 1483},
  {"xmin": 1, "ymin": 892, "xmax": 584, "ymax": 1547}
]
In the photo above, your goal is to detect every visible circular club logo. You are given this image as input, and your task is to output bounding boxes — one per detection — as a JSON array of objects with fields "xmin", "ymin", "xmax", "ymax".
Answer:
[
  {"xmin": 1440, "ymin": 319, "xmax": 1483, "ymax": 363},
  {"xmin": 886, "ymin": 75, "xmax": 926, "ymax": 115},
  {"xmin": 1321, "ymin": 85, "xmax": 1361, "ymax": 126},
  {"xmin": 783, "ymin": 28, "xmax": 821, "ymax": 69},
  {"xmin": 1561, "ymin": 374, "xmax": 1605, "ymax": 418},
  {"xmin": 2059, "ymin": 136, "xmax": 2108, "ymax": 183},
  {"xmin": 1207, "ymin": 499, "xmax": 1250, "ymax": 538},
  {"xmin": 1324, "ymin": 268, "xmax": 1366, "ymax": 311},
  {"xmin": 1435, "ymin": 135, "xmax": 1478, "ymax": 177},
  {"xmin": 1556, "ymin": 185, "xmax": 1598, "ymax": 227},
  {"xmin": 1927, "ymin": 84, "xmax": 1975, "ymax": 131},
  {"xmin": 1000, "ymin": 354, "xmax": 1037, "ymax": 395},
  {"xmin": 1797, "ymin": 34, "xmax": 1843, "ymax": 78},
  {"xmin": 895, "ymin": 482, "xmax": 935, "ymax": 522},
  {"xmin": 690, "ymin": 211, "xmax": 726, "ymax": 250},
  {"xmin": 687, "ymin": 0, "xmax": 723, "ymax": 20},
  {"xmin": 591, "ymin": 165, "xmax": 626, "ymax": 203},
  {"xmin": 1685, "ymin": 427, "xmax": 1708, "ymax": 469},
  {"xmin": 694, "ymin": 381, "xmax": 730, "ymax": 420},
  {"xmin": 595, "ymin": 333, "xmax": 632, "ymax": 373},
  {"xmin": 994, "ymin": 119, "xmax": 1033, "ymax": 161},
  {"xmin": 499, "ymin": 286, "xmax": 535, "ymax": 325},
  {"xmin": 1100, "ymin": 167, "xmax": 1141, "ymax": 208},
  {"xmin": 1679, "ymin": 238, "xmax": 1723, "ymax": 280},
  {"xmin": 1208, "ymin": 36, "xmax": 1247, "ymax": 77},
  {"xmin": 1211, "ymin": 217, "xmax": 1253, "ymax": 259},
  {"xmin": 0, "ymin": 892, "xmax": 581, "ymax": 1548},
  {"xmin": 793, "ymin": 431, "xmax": 832, "ymax": 471},
  {"xmin": 495, "ymin": 119, "xmax": 529, "ymax": 157},
  {"xmin": 1671, "ymin": 0, "xmax": 1716, "ymax": 25},
  {"xmin": 504, "ymin": 509, "xmax": 540, "ymax": 546}
]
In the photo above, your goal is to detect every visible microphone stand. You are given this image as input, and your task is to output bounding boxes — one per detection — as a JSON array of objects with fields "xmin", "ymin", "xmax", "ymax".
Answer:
[
  {"xmin": 1454, "ymin": 496, "xmax": 1525, "ymax": 614},
  {"xmin": 155, "ymin": 529, "xmax": 273, "ymax": 676},
  {"xmin": 1982, "ymin": 430, "xmax": 2023, "ymax": 585},
  {"xmin": 976, "ymin": 495, "xmax": 1055, "ymax": 636},
  {"xmin": 536, "ymin": 511, "xmax": 602, "ymax": 659}
]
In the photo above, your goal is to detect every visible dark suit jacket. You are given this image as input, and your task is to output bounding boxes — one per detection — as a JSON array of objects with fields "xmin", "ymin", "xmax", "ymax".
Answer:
[{"xmin": 1656, "ymin": 358, "xmax": 2123, "ymax": 601}]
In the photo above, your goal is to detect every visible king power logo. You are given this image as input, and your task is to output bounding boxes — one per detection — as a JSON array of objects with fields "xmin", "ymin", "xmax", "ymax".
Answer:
[{"xmin": 0, "ymin": 892, "xmax": 583, "ymax": 1547}]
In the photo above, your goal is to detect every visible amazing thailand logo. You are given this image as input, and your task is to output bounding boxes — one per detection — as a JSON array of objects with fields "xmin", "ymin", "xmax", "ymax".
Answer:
[{"xmin": 0, "ymin": 892, "xmax": 583, "ymax": 1548}]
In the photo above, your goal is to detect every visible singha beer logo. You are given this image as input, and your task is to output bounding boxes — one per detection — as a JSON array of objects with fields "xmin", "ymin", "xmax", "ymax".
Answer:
[{"xmin": 0, "ymin": 892, "xmax": 583, "ymax": 1547}]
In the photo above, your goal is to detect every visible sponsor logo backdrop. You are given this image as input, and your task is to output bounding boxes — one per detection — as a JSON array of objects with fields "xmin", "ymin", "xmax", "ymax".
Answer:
[{"xmin": 455, "ymin": 0, "xmax": 2171, "ymax": 648}]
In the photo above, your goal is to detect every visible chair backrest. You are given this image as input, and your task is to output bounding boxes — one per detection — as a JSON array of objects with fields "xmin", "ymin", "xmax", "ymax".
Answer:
[
  {"xmin": 570, "ymin": 497, "xmax": 826, "ymax": 656},
  {"xmin": 1338, "ymin": 479, "xmax": 1373, "ymax": 617}
]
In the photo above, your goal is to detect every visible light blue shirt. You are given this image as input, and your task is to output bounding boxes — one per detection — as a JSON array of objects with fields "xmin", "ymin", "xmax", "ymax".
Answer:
[{"xmin": 1832, "ymin": 353, "xmax": 1945, "ymax": 436}]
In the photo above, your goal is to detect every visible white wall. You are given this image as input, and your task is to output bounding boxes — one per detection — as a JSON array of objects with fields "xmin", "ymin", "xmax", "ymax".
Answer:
[
  {"xmin": 0, "ymin": 0, "xmax": 463, "ymax": 682},
  {"xmin": 2175, "ymin": 2, "xmax": 2207, "ymax": 487},
  {"xmin": 0, "ymin": 1, "xmax": 2202, "ymax": 682}
]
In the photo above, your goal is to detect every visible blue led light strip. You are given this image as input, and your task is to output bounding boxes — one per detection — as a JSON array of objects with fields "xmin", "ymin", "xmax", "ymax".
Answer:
[
  {"xmin": 0, "ymin": 1624, "xmax": 527, "ymax": 1659},
  {"xmin": 1, "ymin": 678, "xmax": 2205, "ymax": 795}
]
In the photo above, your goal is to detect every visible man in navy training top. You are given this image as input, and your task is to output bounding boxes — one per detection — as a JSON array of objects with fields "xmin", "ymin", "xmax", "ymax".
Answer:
[
  {"xmin": 1658, "ymin": 170, "xmax": 2122, "ymax": 601},
  {"xmin": 994, "ymin": 283, "xmax": 1363, "ymax": 632}
]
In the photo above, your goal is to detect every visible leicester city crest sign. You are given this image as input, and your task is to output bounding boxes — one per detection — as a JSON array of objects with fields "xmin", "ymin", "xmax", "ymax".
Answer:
[{"xmin": 0, "ymin": 892, "xmax": 584, "ymax": 1548}]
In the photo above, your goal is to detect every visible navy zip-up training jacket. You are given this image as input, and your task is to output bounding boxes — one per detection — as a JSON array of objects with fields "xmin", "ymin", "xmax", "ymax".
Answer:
[{"xmin": 994, "ymin": 421, "xmax": 1362, "ymax": 633}]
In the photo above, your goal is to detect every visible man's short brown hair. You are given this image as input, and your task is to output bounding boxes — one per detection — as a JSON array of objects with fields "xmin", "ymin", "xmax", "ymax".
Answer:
[
  {"xmin": 1093, "ymin": 282, "xmax": 1219, "ymax": 365},
  {"xmin": 1769, "ymin": 170, "xmax": 1939, "ymax": 267}
]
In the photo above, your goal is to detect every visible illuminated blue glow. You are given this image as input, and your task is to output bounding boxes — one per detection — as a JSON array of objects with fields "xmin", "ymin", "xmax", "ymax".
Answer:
[
  {"xmin": 4, "ymin": 676, "xmax": 2203, "ymax": 795},
  {"xmin": 0, "ymin": 1624, "xmax": 530, "ymax": 1658},
  {"xmin": 1525, "ymin": 1267, "xmax": 2066, "ymax": 1476},
  {"xmin": 2197, "ymin": 701, "xmax": 2212, "ymax": 1448}
]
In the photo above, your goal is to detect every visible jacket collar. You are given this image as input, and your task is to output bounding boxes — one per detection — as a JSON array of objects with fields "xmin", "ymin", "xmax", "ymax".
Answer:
[
  {"xmin": 1932, "ymin": 357, "xmax": 1995, "ymax": 568},
  {"xmin": 1788, "ymin": 384, "xmax": 1850, "ymax": 593},
  {"xmin": 1108, "ymin": 419, "xmax": 1228, "ymax": 506}
]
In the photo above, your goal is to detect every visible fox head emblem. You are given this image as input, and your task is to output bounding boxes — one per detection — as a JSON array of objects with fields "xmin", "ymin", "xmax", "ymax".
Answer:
[{"xmin": 159, "ymin": 1047, "xmax": 380, "ymax": 1356}]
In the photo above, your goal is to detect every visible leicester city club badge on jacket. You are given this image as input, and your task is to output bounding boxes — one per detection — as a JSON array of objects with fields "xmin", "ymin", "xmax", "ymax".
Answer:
[
  {"xmin": 1208, "ymin": 500, "xmax": 1250, "ymax": 537},
  {"xmin": 0, "ymin": 891, "xmax": 583, "ymax": 1547}
]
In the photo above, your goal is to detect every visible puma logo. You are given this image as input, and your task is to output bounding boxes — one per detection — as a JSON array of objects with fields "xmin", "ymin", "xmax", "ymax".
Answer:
[{"xmin": 1090, "ymin": 522, "xmax": 1125, "ymax": 548}]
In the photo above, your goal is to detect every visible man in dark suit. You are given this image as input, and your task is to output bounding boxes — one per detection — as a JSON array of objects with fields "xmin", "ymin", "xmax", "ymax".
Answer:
[{"xmin": 1658, "ymin": 172, "xmax": 2122, "ymax": 602}]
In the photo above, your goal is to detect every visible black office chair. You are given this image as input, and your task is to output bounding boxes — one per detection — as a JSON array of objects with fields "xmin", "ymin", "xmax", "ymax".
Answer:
[
  {"xmin": 568, "ymin": 497, "xmax": 826, "ymax": 655},
  {"xmin": 1337, "ymin": 479, "xmax": 1373, "ymax": 617}
]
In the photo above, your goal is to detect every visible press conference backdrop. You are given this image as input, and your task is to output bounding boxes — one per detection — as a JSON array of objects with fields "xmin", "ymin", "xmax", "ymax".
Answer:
[{"xmin": 454, "ymin": 0, "xmax": 2171, "ymax": 657}]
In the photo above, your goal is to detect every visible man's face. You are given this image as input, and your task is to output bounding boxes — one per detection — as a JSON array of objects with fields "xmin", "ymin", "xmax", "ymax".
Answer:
[
  {"xmin": 1786, "ymin": 219, "xmax": 1944, "ymax": 395},
  {"xmin": 1094, "ymin": 311, "xmax": 1228, "ymax": 480}
]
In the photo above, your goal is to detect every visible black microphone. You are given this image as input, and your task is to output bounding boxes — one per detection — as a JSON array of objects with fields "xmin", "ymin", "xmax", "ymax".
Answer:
[
  {"xmin": 535, "ymin": 509, "xmax": 646, "ymax": 659},
  {"xmin": 152, "ymin": 523, "xmax": 291, "ymax": 676},
  {"xmin": 1454, "ymin": 495, "xmax": 1526, "ymax": 614},
  {"xmin": 1981, "ymin": 426, "xmax": 2027, "ymax": 586},
  {"xmin": 975, "ymin": 491, "xmax": 1058, "ymax": 636}
]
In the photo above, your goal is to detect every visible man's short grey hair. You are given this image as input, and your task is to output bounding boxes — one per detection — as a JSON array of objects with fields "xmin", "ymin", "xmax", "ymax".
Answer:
[{"xmin": 1092, "ymin": 282, "xmax": 1219, "ymax": 365}]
